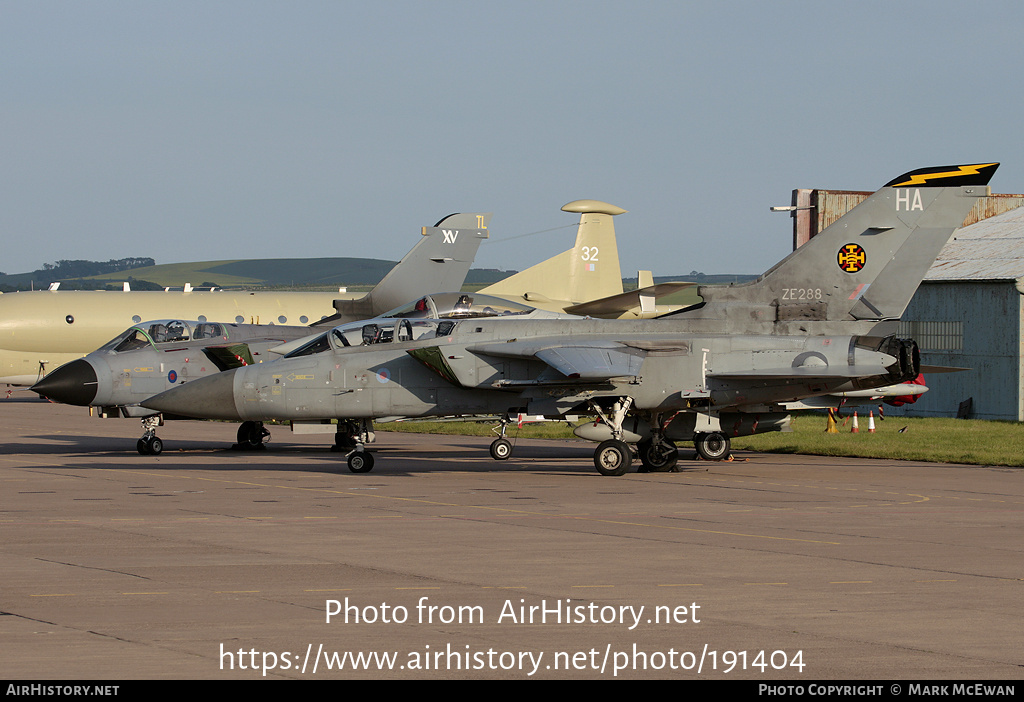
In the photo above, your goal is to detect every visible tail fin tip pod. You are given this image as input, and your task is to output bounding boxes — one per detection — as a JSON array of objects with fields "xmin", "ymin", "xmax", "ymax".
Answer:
[
  {"xmin": 561, "ymin": 200, "xmax": 627, "ymax": 216},
  {"xmin": 681, "ymin": 163, "xmax": 999, "ymax": 330}
]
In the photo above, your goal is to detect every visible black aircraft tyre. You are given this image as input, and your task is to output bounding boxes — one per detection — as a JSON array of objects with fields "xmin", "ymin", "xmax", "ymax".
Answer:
[
  {"xmin": 138, "ymin": 435, "xmax": 162, "ymax": 456},
  {"xmin": 489, "ymin": 438, "xmax": 512, "ymax": 460},
  {"xmin": 347, "ymin": 451, "xmax": 374, "ymax": 473},
  {"xmin": 237, "ymin": 421, "xmax": 268, "ymax": 449},
  {"xmin": 237, "ymin": 421, "xmax": 257, "ymax": 446},
  {"xmin": 694, "ymin": 432, "xmax": 731, "ymax": 461},
  {"xmin": 637, "ymin": 439, "xmax": 679, "ymax": 471},
  {"xmin": 593, "ymin": 439, "xmax": 632, "ymax": 476}
]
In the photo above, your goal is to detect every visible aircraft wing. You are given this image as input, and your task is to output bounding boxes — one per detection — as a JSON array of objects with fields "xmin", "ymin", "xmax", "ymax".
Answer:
[
  {"xmin": 563, "ymin": 282, "xmax": 696, "ymax": 317},
  {"xmin": 456, "ymin": 339, "xmax": 646, "ymax": 384},
  {"xmin": 534, "ymin": 345, "xmax": 645, "ymax": 379}
]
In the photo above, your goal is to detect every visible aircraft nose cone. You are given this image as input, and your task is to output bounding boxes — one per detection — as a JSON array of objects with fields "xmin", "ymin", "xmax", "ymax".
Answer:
[
  {"xmin": 30, "ymin": 359, "xmax": 98, "ymax": 406},
  {"xmin": 141, "ymin": 369, "xmax": 241, "ymax": 420}
]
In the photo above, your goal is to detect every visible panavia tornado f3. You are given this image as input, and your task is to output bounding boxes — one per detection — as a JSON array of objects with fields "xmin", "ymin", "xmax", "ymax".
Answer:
[{"xmin": 141, "ymin": 164, "xmax": 999, "ymax": 475}]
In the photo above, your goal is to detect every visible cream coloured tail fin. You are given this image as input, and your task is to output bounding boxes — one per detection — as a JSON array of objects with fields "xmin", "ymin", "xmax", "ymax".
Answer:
[{"xmin": 479, "ymin": 200, "xmax": 625, "ymax": 309}]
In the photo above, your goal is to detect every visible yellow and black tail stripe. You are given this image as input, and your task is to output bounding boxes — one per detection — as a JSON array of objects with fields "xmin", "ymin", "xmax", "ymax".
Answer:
[{"xmin": 884, "ymin": 163, "xmax": 998, "ymax": 188}]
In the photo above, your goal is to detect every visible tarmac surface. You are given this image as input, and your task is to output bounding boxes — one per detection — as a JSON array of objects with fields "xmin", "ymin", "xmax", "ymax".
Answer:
[{"xmin": 2, "ymin": 396, "xmax": 1022, "ymax": 680}]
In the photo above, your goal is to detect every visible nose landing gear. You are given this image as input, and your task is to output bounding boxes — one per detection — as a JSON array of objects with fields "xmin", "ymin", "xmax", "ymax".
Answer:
[{"xmin": 137, "ymin": 416, "xmax": 164, "ymax": 455}]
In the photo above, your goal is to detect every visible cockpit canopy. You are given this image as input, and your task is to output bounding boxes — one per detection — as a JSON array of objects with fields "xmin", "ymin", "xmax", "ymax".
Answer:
[
  {"xmin": 98, "ymin": 320, "xmax": 228, "ymax": 354},
  {"xmin": 283, "ymin": 319, "xmax": 457, "ymax": 358},
  {"xmin": 379, "ymin": 293, "xmax": 535, "ymax": 320},
  {"xmin": 282, "ymin": 294, "xmax": 536, "ymax": 359}
]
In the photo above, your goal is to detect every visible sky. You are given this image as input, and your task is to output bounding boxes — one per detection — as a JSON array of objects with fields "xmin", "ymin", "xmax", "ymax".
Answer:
[{"xmin": 2, "ymin": 1, "xmax": 1021, "ymax": 279}]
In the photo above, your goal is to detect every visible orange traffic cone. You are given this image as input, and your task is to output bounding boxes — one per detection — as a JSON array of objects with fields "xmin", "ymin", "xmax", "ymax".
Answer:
[
  {"xmin": 851, "ymin": 411, "xmax": 859, "ymax": 433},
  {"xmin": 868, "ymin": 410, "xmax": 876, "ymax": 433}
]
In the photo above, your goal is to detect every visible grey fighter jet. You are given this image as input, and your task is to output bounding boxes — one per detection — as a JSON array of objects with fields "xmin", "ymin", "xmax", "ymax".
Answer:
[
  {"xmin": 31, "ymin": 318, "xmax": 317, "ymax": 454},
  {"xmin": 141, "ymin": 163, "xmax": 998, "ymax": 474}
]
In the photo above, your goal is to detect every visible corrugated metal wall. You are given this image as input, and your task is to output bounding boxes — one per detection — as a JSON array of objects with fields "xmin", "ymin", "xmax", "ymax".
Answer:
[{"xmin": 890, "ymin": 280, "xmax": 1022, "ymax": 421}]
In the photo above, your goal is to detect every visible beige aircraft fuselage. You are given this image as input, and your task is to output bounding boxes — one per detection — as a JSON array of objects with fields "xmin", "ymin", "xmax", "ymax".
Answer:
[{"xmin": 0, "ymin": 290, "xmax": 343, "ymax": 385}]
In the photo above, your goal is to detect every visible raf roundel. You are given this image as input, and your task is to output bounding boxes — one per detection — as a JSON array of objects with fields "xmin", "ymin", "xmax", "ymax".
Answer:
[
  {"xmin": 837, "ymin": 244, "xmax": 867, "ymax": 273},
  {"xmin": 167, "ymin": 370, "xmax": 177, "ymax": 383}
]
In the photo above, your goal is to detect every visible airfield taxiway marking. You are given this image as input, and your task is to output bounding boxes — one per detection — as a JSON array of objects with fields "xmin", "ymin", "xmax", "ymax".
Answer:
[
  {"xmin": 659, "ymin": 583, "xmax": 703, "ymax": 587},
  {"xmin": 123, "ymin": 592, "xmax": 169, "ymax": 595}
]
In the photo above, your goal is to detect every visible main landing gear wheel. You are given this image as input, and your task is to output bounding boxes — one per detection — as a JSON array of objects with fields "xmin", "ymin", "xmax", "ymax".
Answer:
[
  {"xmin": 347, "ymin": 451, "xmax": 374, "ymax": 473},
  {"xmin": 694, "ymin": 432, "xmax": 731, "ymax": 461},
  {"xmin": 489, "ymin": 438, "xmax": 512, "ymax": 460},
  {"xmin": 594, "ymin": 439, "xmax": 632, "ymax": 476},
  {"xmin": 137, "ymin": 435, "xmax": 163, "ymax": 455},
  {"xmin": 236, "ymin": 421, "xmax": 269, "ymax": 450},
  {"xmin": 637, "ymin": 439, "xmax": 678, "ymax": 472}
]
